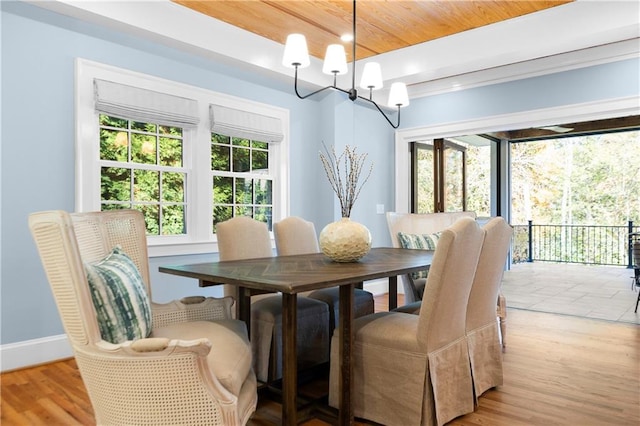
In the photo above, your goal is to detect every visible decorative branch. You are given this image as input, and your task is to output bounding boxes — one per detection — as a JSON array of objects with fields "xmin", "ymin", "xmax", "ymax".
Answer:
[{"xmin": 319, "ymin": 142, "xmax": 373, "ymax": 218}]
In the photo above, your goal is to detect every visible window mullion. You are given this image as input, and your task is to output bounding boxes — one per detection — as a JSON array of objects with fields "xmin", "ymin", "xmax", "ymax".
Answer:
[{"xmin": 189, "ymin": 125, "xmax": 210, "ymax": 241}]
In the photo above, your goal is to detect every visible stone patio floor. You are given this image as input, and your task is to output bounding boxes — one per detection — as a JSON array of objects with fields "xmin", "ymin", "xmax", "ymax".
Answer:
[{"xmin": 501, "ymin": 261, "xmax": 640, "ymax": 324}]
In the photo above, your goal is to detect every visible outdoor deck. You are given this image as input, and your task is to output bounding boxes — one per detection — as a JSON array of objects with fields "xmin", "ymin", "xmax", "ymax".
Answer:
[{"xmin": 502, "ymin": 262, "xmax": 640, "ymax": 324}]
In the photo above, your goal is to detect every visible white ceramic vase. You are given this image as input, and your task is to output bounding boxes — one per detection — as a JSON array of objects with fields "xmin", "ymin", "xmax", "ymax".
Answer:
[{"xmin": 319, "ymin": 217, "xmax": 372, "ymax": 262}]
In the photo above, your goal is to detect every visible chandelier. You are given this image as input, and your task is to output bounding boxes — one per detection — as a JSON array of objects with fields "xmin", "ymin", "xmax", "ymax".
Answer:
[{"xmin": 281, "ymin": 0, "xmax": 409, "ymax": 129}]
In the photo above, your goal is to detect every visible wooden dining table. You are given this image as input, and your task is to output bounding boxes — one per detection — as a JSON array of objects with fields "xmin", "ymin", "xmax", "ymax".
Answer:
[{"xmin": 159, "ymin": 247, "xmax": 433, "ymax": 425}]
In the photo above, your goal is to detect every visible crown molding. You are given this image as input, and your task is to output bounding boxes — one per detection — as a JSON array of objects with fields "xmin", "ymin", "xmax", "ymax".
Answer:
[
  {"xmin": 21, "ymin": 0, "xmax": 640, "ymax": 104},
  {"xmin": 408, "ymin": 38, "xmax": 640, "ymax": 99}
]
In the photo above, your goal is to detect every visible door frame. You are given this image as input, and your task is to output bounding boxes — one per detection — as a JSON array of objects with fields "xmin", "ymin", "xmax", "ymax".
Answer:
[
  {"xmin": 393, "ymin": 96, "xmax": 639, "ymax": 221},
  {"xmin": 411, "ymin": 139, "xmax": 468, "ymax": 213}
]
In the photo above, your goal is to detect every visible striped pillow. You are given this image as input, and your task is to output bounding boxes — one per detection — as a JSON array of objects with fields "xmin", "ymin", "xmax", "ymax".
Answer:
[
  {"xmin": 85, "ymin": 246, "xmax": 152, "ymax": 344},
  {"xmin": 397, "ymin": 231, "xmax": 442, "ymax": 279}
]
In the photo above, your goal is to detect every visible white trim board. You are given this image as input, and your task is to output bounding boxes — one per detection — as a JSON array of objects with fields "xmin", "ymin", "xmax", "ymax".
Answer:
[
  {"xmin": 0, "ymin": 278, "xmax": 392, "ymax": 372},
  {"xmin": 22, "ymin": 1, "xmax": 640, "ymax": 106},
  {"xmin": 0, "ymin": 335, "xmax": 72, "ymax": 373},
  {"xmin": 364, "ymin": 278, "xmax": 400, "ymax": 297},
  {"xmin": 2, "ymin": 96, "xmax": 635, "ymax": 372},
  {"xmin": 393, "ymin": 96, "xmax": 640, "ymax": 213}
]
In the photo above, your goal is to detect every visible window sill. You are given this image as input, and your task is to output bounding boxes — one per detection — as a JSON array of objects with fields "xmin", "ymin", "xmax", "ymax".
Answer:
[
  {"xmin": 147, "ymin": 240, "xmax": 219, "ymax": 258},
  {"xmin": 147, "ymin": 237, "xmax": 276, "ymax": 258}
]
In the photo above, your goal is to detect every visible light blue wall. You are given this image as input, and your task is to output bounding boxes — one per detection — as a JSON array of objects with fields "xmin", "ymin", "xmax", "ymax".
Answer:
[
  {"xmin": 315, "ymin": 91, "xmax": 395, "ymax": 242},
  {"xmin": 1, "ymin": 1, "xmax": 638, "ymax": 347},
  {"xmin": 0, "ymin": 2, "xmax": 379, "ymax": 344},
  {"xmin": 401, "ymin": 59, "xmax": 640, "ymax": 128},
  {"xmin": 0, "ymin": 2, "xmax": 395, "ymax": 345}
]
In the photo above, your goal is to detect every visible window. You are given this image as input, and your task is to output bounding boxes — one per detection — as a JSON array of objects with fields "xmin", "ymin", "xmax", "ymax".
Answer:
[
  {"xmin": 99, "ymin": 115, "xmax": 187, "ymax": 235},
  {"xmin": 211, "ymin": 134, "xmax": 273, "ymax": 230},
  {"xmin": 76, "ymin": 59, "xmax": 290, "ymax": 256}
]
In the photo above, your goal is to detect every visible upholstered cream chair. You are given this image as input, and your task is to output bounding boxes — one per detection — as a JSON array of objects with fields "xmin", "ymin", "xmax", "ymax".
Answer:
[
  {"xmin": 29, "ymin": 210, "xmax": 257, "ymax": 425},
  {"xmin": 273, "ymin": 216, "xmax": 320, "ymax": 256},
  {"xmin": 273, "ymin": 216, "xmax": 374, "ymax": 334},
  {"xmin": 386, "ymin": 211, "xmax": 477, "ymax": 303},
  {"xmin": 329, "ymin": 217, "xmax": 484, "ymax": 426},
  {"xmin": 216, "ymin": 216, "xmax": 330, "ymax": 383},
  {"xmin": 387, "ymin": 211, "xmax": 508, "ymax": 348},
  {"xmin": 466, "ymin": 217, "xmax": 513, "ymax": 400}
]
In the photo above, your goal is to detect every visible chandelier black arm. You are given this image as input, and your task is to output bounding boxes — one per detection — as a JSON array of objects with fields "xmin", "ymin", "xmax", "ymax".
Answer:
[
  {"xmin": 349, "ymin": 0, "xmax": 400, "ymax": 129},
  {"xmin": 356, "ymin": 95, "xmax": 401, "ymax": 129},
  {"xmin": 293, "ymin": 66, "xmax": 352, "ymax": 100},
  {"xmin": 291, "ymin": 0, "xmax": 401, "ymax": 129},
  {"xmin": 292, "ymin": 65, "xmax": 401, "ymax": 128}
]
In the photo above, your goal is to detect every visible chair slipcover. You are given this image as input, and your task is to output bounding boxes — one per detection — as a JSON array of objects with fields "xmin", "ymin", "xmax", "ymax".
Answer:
[
  {"xmin": 386, "ymin": 211, "xmax": 477, "ymax": 303},
  {"xmin": 466, "ymin": 217, "xmax": 512, "ymax": 399},
  {"xmin": 216, "ymin": 216, "xmax": 330, "ymax": 383},
  {"xmin": 273, "ymin": 216, "xmax": 375, "ymax": 334},
  {"xmin": 329, "ymin": 217, "xmax": 484, "ymax": 426},
  {"xmin": 29, "ymin": 210, "xmax": 257, "ymax": 425},
  {"xmin": 387, "ymin": 211, "xmax": 508, "ymax": 348}
]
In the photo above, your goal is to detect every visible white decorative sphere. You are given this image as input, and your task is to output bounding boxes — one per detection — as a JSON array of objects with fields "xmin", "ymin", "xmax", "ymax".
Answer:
[{"xmin": 319, "ymin": 218, "xmax": 372, "ymax": 262}]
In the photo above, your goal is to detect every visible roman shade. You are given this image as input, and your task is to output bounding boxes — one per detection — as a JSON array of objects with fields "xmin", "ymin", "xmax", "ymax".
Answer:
[
  {"xmin": 94, "ymin": 79, "xmax": 200, "ymax": 128},
  {"xmin": 210, "ymin": 104, "xmax": 284, "ymax": 143}
]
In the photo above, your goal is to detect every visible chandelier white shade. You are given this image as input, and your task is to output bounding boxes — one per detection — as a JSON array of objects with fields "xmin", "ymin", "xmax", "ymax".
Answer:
[
  {"xmin": 322, "ymin": 44, "xmax": 348, "ymax": 75},
  {"xmin": 282, "ymin": 34, "xmax": 310, "ymax": 68},
  {"xmin": 359, "ymin": 62, "xmax": 383, "ymax": 91},
  {"xmin": 281, "ymin": 0, "xmax": 409, "ymax": 128},
  {"xmin": 388, "ymin": 82, "xmax": 410, "ymax": 108}
]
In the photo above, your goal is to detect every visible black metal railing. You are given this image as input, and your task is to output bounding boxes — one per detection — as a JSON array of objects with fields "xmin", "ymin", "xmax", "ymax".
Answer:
[{"xmin": 512, "ymin": 221, "xmax": 639, "ymax": 267}]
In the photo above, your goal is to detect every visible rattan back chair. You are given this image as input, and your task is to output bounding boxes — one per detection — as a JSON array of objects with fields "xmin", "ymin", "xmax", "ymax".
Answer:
[{"xmin": 29, "ymin": 209, "xmax": 257, "ymax": 425}]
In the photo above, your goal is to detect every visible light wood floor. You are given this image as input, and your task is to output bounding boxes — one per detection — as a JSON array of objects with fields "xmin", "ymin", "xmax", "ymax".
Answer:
[{"xmin": 2, "ymin": 298, "xmax": 639, "ymax": 425}]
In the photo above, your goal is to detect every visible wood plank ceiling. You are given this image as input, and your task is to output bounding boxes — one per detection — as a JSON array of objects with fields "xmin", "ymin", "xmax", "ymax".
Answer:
[
  {"xmin": 170, "ymin": 0, "xmax": 639, "ymax": 138},
  {"xmin": 172, "ymin": 0, "xmax": 573, "ymax": 61}
]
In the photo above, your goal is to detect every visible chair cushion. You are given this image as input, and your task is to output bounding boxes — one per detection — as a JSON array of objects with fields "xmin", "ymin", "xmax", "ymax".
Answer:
[
  {"xmin": 85, "ymin": 246, "xmax": 152, "ymax": 344},
  {"xmin": 392, "ymin": 301, "xmax": 422, "ymax": 315},
  {"xmin": 250, "ymin": 295, "xmax": 330, "ymax": 382},
  {"xmin": 152, "ymin": 319, "xmax": 252, "ymax": 396},
  {"xmin": 307, "ymin": 287, "xmax": 375, "ymax": 330},
  {"xmin": 397, "ymin": 231, "xmax": 440, "ymax": 279},
  {"xmin": 251, "ymin": 295, "xmax": 329, "ymax": 323}
]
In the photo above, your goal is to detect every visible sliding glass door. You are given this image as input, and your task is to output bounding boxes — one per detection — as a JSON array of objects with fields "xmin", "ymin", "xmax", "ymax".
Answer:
[
  {"xmin": 411, "ymin": 139, "xmax": 466, "ymax": 213},
  {"xmin": 412, "ymin": 142, "xmax": 435, "ymax": 213}
]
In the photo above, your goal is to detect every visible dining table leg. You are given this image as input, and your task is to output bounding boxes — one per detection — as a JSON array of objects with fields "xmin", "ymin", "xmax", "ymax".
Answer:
[
  {"xmin": 338, "ymin": 283, "xmax": 356, "ymax": 426},
  {"xmin": 281, "ymin": 292, "xmax": 298, "ymax": 426},
  {"xmin": 388, "ymin": 275, "xmax": 398, "ymax": 310},
  {"xmin": 238, "ymin": 286, "xmax": 252, "ymax": 333}
]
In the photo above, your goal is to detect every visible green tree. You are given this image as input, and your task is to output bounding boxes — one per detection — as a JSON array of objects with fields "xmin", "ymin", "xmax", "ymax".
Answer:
[{"xmin": 511, "ymin": 130, "xmax": 639, "ymax": 226}]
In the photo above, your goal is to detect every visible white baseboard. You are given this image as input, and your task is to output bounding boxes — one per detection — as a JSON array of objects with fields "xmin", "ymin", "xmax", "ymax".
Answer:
[
  {"xmin": 364, "ymin": 278, "xmax": 405, "ymax": 296},
  {"xmin": 1, "ymin": 334, "xmax": 72, "ymax": 372},
  {"xmin": 0, "ymin": 281, "xmax": 398, "ymax": 372}
]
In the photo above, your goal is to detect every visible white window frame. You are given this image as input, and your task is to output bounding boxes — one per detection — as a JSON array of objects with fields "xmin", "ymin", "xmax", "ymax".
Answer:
[{"xmin": 75, "ymin": 58, "xmax": 290, "ymax": 257}]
